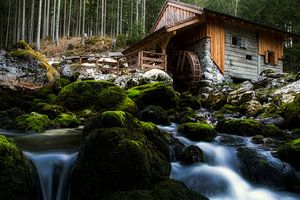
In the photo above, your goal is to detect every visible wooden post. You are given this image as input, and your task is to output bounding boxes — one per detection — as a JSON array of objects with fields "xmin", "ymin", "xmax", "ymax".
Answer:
[
  {"xmin": 138, "ymin": 51, "xmax": 142, "ymax": 69},
  {"xmin": 117, "ymin": 59, "xmax": 120, "ymax": 76},
  {"xmin": 80, "ymin": 56, "xmax": 83, "ymax": 66},
  {"xmin": 95, "ymin": 59, "xmax": 99, "ymax": 67}
]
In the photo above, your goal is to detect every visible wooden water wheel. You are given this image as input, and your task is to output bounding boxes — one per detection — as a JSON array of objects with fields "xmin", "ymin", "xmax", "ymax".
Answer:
[{"xmin": 168, "ymin": 50, "xmax": 202, "ymax": 91}]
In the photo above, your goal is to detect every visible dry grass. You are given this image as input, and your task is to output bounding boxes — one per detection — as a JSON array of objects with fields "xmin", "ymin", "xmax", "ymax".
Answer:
[{"xmin": 41, "ymin": 36, "xmax": 114, "ymax": 58}]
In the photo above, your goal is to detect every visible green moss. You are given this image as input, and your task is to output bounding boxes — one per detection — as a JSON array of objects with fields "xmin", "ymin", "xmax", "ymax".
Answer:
[
  {"xmin": 96, "ymin": 86, "xmax": 127, "ymax": 110},
  {"xmin": 116, "ymin": 97, "xmax": 138, "ymax": 116},
  {"xmin": 178, "ymin": 122, "xmax": 216, "ymax": 141},
  {"xmin": 182, "ymin": 145, "xmax": 204, "ymax": 164},
  {"xmin": 101, "ymin": 111, "xmax": 127, "ymax": 127},
  {"xmin": 14, "ymin": 112, "xmax": 52, "ymax": 133},
  {"xmin": 140, "ymin": 121, "xmax": 157, "ymax": 134},
  {"xmin": 0, "ymin": 108, "xmax": 25, "ymax": 129},
  {"xmin": 139, "ymin": 105, "xmax": 169, "ymax": 125},
  {"xmin": 127, "ymin": 82, "xmax": 179, "ymax": 110},
  {"xmin": 9, "ymin": 40, "xmax": 59, "ymax": 83},
  {"xmin": 31, "ymin": 102, "xmax": 65, "ymax": 119},
  {"xmin": 179, "ymin": 92, "xmax": 201, "ymax": 110},
  {"xmin": 278, "ymin": 139, "xmax": 300, "ymax": 169},
  {"xmin": 0, "ymin": 136, "xmax": 37, "ymax": 199},
  {"xmin": 56, "ymin": 80, "xmax": 116, "ymax": 111},
  {"xmin": 284, "ymin": 94, "xmax": 300, "ymax": 128},
  {"xmin": 216, "ymin": 118, "xmax": 266, "ymax": 136},
  {"xmin": 252, "ymin": 135, "xmax": 264, "ymax": 144},
  {"xmin": 52, "ymin": 113, "xmax": 79, "ymax": 128}
]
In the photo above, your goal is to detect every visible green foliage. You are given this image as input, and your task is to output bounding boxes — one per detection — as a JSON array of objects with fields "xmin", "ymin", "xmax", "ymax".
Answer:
[
  {"xmin": 0, "ymin": 136, "xmax": 37, "ymax": 199},
  {"xmin": 14, "ymin": 112, "xmax": 52, "ymax": 133},
  {"xmin": 126, "ymin": 22, "xmax": 145, "ymax": 46},
  {"xmin": 178, "ymin": 122, "xmax": 216, "ymax": 141}
]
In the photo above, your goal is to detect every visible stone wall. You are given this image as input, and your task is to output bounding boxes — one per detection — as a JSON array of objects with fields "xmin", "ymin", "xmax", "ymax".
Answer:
[{"xmin": 186, "ymin": 37, "xmax": 225, "ymax": 86}]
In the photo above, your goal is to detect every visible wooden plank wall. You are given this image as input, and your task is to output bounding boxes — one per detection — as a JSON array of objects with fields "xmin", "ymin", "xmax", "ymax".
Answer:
[
  {"xmin": 206, "ymin": 16, "xmax": 225, "ymax": 73},
  {"xmin": 259, "ymin": 30, "xmax": 284, "ymax": 63},
  {"xmin": 224, "ymin": 24, "xmax": 259, "ymax": 80},
  {"xmin": 154, "ymin": 5, "xmax": 197, "ymax": 31}
]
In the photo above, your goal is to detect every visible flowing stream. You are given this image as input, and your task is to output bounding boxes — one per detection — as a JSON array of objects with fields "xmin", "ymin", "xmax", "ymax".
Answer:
[
  {"xmin": 0, "ymin": 128, "xmax": 81, "ymax": 200},
  {"xmin": 158, "ymin": 123, "xmax": 300, "ymax": 200}
]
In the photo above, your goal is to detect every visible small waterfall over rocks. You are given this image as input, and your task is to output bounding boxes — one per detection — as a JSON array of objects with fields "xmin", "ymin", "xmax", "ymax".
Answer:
[{"xmin": 158, "ymin": 123, "xmax": 300, "ymax": 200}]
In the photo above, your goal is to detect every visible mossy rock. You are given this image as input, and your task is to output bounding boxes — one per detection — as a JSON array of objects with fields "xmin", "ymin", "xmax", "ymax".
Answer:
[
  {"xmin": 252, "ymin": 135, "xmax": 265, "ymax": 144},
  {"xmin": 150, "ymin": 179, "xmax": 208, "ymax": 200},
  {"xmin": 139, "ymin": 105, "xmax": 170, "ymax": 125},
  {"xmin": 71, "ymin": 113, "xmax": 171, "ymax": 199},
  {"xmin": 14, "ymin": 112, "xmax": 53, "ymax": 133},
  {"xmin": 102, "ymin": 179, "xmax": 208, "ymax": 200},
  {"xmin": 56, "ymin": 80, "xmax": 122, "ymax": 111},
  {"xmin": 116, "ymin": 97, "xmax": 138, "ymax": 116},
  {"xmin": 239, "ymin": 100, "xmax": 263, "ymax": 117},
  {"xmin": 181, "ymin": 145, "xmax": 204, "ymax": 164},
  {"xmin": 0, "ymin": 136, "xmax": 37, "ymax": 200},
  {"xmin": 52, "ymin": 113, "xmax": 79, "ymax": 128},
  {"xmin": 9, "ymin": 40, "xmax": 59, "ymax": 83},
  {"xmin": 214, "ymin": 104, "xmax": 239, "ymax": 119},
  {"xmin": 284, "ymin": 94, "xmax": 300, "ymax": 128},
  {"xmin": 216, "ymin": 118, "xmax": 266, "ymax": 136},
  {"xmin": 31, "ymin": 102, "xmax": 65, "ymax": 119},
  {"xmin": 127, "ymin": 82, "xmax": 179, "ymax": 110},
  {"xmin": 278, "ymin": 139, "xmax": 300, "ymax": 169},
  {"xmin": 0, "ymin": 107, "xmax": 26, "ymax": 129},
  {"xmin": 179, "ymin": 92, "xmax": 201, "ymax": 110},
  {"xmin": 178, "ymin": 122, "xmax": 216, "ymax": 141}
]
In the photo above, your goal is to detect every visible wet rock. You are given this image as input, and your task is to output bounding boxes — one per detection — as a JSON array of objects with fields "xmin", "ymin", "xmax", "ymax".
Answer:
[
  {"xmin": 179, "ymin": 92, "xmax": 201, "ymax": 110},
  {"xmin": 239, "ymin": 100, "xmax": 263, "ymax": 117},
  {"xmin": 238, "ymin": 147, "xmax": 298, "ymax": 189},
  {"xmin": 181, "ymin": 145, "xmax": 204, "ymax": 164},
  {"xmin": 278, "ymin": 139, "xmax": 300, "ymax": 169},
  {"xmin": 273, "ymin": 80, "xmax": 300, "ymax": 104}
]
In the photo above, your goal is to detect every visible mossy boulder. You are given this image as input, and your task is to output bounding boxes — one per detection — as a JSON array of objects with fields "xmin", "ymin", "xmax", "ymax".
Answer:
[
  {"xmin": 8, "ymin": 40, "xmax": 59, "ymax": 84},
  {"xmin": 238, "ymin": 147, "xmax": 297, "ymax": 188},
  {"xmin": 14, "ymin": 112, "xmax": 53, "ymax": 133},
  {"xmin": 56, "ymin": 80, "xmax": 116, "ymax": 111},
  {"xmin": 71, "ymin": 112, "xmax": 171, "ymax": 199},
  {"xmin": 150, "ymin": 179, "xmax": 208, "ymax": 200},
  {"xmin": 116, "ymin": 97, "xmax": 138, "ymax": 116},
  {"xmin": 31, "ymin": 102, "xmax": 65, "ymax": 119},
  {"xmin": 216, "ymin": 118, "xmax": 266, "ymax": 136},
  {"xmin": 278, "ymin": 139, "xmax": 300, "ymax": 169},
  {"xmin": 127, "ymin": 82, "xmax": 179, "ymax": 110},
  {"xmin": 252, "ymin": 135, "xmax": 265, "ymax": 144},
  {"xmin": 0, "ymin": 136, "xmax": 37, "ymax": 200},
  {"xmin": 178, "ymin": 122, "xmax": 216, "ymax": 141},
  {"xmin": 52, "ymin": 113, "xmax": 79, "ymax": 128},
  {"xmin": 181, "ymin": 145, "xmax": 204, "ymax": 164},
  {"xmin": 239, "ymin": 100, "xmax": 263, "ymax": 117},
  {"xmin": 102, "ymin": 179, "xmax": 208, "ymax": 200},
  {"xmin": 284, "ymin": 94, "xmax": 300, "ymax": 128},
  {"xmin": 139, "ymin": 105, "xmax": 169, "ymax": 125},
  {"xmin": 0, "ymin": 107, "xmax": 25, "ymax": 129},
  {"xmin": 179, "ymin": 92, "xmax": 201, "ymax": 110}
]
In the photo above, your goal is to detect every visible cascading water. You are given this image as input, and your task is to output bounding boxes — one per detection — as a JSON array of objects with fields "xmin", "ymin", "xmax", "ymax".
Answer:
[
  {"xmin": 158, "ymin": 123, "xmax": 300, "ymax": 200},
  {"xmin": 0, "ymin": 128, "xmax": 81, "ymax": 200}
]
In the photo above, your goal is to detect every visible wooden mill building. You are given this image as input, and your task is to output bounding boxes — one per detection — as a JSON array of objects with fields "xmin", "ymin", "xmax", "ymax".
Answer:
[{"xmin": 122, "ymin": 0, "xmax": 300, "ymax": 89}]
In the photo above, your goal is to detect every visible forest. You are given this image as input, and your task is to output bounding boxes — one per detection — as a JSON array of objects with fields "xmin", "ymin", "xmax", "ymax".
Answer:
[{"xmin": 0, "ymin": 0, "xmax": 299, "ymax": 69}]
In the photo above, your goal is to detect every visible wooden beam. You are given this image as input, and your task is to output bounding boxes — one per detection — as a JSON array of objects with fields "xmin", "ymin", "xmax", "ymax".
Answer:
[{"xmin": 167, "ymin": 18, "xmax": 201, "ymax": 32}]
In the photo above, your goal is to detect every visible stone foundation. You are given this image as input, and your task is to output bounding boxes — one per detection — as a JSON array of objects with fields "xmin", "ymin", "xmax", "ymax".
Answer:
[{"xmin": 186, "ymin": 38, "xmax": 225, "ymax": 86}]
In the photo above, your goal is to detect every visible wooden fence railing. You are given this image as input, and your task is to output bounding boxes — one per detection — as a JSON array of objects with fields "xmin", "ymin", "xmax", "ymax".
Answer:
[{"xmin": 64, "ymin": 51, "xmax": 167, "ymax": 76}]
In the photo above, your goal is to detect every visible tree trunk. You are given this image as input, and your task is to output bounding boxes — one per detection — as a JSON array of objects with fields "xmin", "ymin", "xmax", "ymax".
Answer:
[
  {"xmin": 6, "ymin": 0, "xmax": 11, "ymax": 46},
  {"xmin": 82, "ymin": 0, "xmax": 86, "ymax": 45},
  {"xmin": 117, "ymin": 0, "xmax": 120, "ymax": 36},
  {"xmin": 21, "ymin": 0, "xmax": 26, "ymax": 40},
  {"xmin": 29, "ymin": 0, "xmax": 35, "ymax": 43},
  {"xmin": 55, "ymin": 0, "xmax": 61, "ymax": 45},
  {"xmin": 78, "ymin": 0, "xmax": 82, "ymax": 37},
  {"xmin": 63, "ymin": 0, "xmax": 67, "ymax": 37},
  {"xmin": 130, "ymin": 0, "xmax": 133, "ymax": 35},
  {"xmin": 37, "ymin": 0, "xmax": 43, "ymax": 51},
  {"xmin": 52, "ymin": 0, "xmax": 57, "ymax": 42},
  {"xmin": 17, "ymin": 0, "xmax": 22, "ymax": 41},
  {"xmin": 120, "ymin": 0, "xmax": 123, "ymax": 35},
  {"xmin": 67, "ymin": 0, "xmax": 72, "ymax": 37},
  {"xmin": 46, "ymin": 0, "xmax": 50, "ymax": 37},
  {"xmin": 136, "ymin": 0, "xmax": 139, "ymax": 23},
  {"xmin": 142, "ymin": 0, "xmax": 146, "ymax": 34},
  {"xmin": 42, "ymin": 0, "xmax": 47, "ymax": 38},
  {"xmin": 96, "ymin": 0, "xmax": 99, "ymax": 35},
  {"xmin": 101, "ymin": 0, "xmax": 104, "ymax": 36}
]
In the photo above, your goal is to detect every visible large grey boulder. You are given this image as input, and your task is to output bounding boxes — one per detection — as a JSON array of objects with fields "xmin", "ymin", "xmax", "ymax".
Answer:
[{"xmin": 273, "ymin": 80, "xmax": 300, "ymax": 103}]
